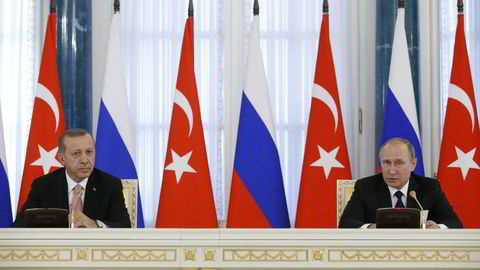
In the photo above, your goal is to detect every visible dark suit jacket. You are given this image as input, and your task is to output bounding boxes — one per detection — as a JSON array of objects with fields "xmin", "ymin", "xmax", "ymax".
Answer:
[
  {"xmin": 14, "ymin": 168, "xmax": 131, "ymax": 228},
  {"xmin": 338, "ymin": 173, "xmax": 462, "ymax": 228}
]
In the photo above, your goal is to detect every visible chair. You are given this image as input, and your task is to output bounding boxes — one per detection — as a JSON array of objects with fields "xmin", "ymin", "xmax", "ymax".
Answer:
[
  {"xmin": 336, "ymin": 179, "xmax": 356, "ymax": 227},
  {"xmin": 121, "ymin": 179, "xmax": 137, "ymax": 228}
]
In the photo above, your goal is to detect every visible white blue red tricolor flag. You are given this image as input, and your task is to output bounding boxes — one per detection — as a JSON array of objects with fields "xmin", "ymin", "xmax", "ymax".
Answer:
[
  {"xmin": 227, "ymin": 15, "xmax": 290, "ymax": 228},
  {"xmin": 382, "ymin": 7, "xmax": 424, "ymax": 175},
  {"xmin": 0, "ymin": 101, "xmax": 12, "ymax": 227},
  {"xmin": 95, "ymin": 13, "xmax": 144, "ymax": 227}
]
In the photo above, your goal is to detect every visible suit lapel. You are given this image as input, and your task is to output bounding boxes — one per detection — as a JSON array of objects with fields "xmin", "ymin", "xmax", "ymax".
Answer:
[
  {"xmin": 376, "ymin": 175, "xmax": 392, "ymax": 209},
  {"xmin": 83, "ymin": 170, "xmax": 101, "ymax": 219},
  {"xmin": 57, "ymin": 169, "xmax": 69, "ymax": 211},
  {"xmin": 407, "ymin": 175, "xmax": 421, "ymax": 210}
]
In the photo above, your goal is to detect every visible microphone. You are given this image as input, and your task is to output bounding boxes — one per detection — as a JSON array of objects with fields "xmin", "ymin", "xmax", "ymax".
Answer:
[
  {"xmin": 409, "ymin": 191, "xmax": 423, "ymax": 211},
  {"xmin": 409, "ymin": 191, "xmax": 427, "ymax": 229},
  {"xmin": 70, "ymin": 189, "xmax": 84, "ymax": 228}
]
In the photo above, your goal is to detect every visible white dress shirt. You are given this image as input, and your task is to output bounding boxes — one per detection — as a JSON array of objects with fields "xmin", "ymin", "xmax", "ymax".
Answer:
[{"xmin": 65, "ymin": 171, "xmax": 108, "ymax": 228}]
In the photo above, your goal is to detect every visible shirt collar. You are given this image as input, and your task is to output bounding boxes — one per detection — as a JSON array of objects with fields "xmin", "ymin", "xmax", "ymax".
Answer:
[
  {"xmin": 66, "ymin": 170, "xmax": 89, "ymax": 192},
  {"xmin": 387, "ymin": 180, "xmax": 409, "ymax": 198}
]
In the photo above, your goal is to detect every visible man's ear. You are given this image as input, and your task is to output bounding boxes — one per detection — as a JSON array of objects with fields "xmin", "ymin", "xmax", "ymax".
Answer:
[
  {"xmin": 410, "ymin": 157, "xmax": 417, "ymax": 171},
  {"xmin": 57, "ymin": 152, "xmax": 65, "ymax": 166}
]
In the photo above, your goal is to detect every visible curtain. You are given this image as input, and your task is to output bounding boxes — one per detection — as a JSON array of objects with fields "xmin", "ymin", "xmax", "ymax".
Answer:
[
  {"xmin": 243, "ymin": 0, "xmax": 353, "ymax": 225},
  {"xmin": 119, "ymin": 0, "xmax": 224, "ymax": 227},
  {"xmin": 439, "ymin": 0, "xmax": 479, "ymax": 126},
  {"xmin": 0, "ymin": 0, "xmax": 38, "ymax": 215}
]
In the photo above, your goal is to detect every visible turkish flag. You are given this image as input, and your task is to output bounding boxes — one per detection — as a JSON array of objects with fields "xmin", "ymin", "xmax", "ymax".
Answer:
[
  {"xmin": 295, "ymin": 13, "xmax": 352, "ymax": 228},
  {"xmin": 437, "ymin": 13, "xmax": 480, "ymax": 228},
  {"xmin": 156, "ymin": 16, "xmax": 218, "ymax": 228},
  {"xmin": 17, "ymin": 13, "xmax": 66, "ymax": 212}
]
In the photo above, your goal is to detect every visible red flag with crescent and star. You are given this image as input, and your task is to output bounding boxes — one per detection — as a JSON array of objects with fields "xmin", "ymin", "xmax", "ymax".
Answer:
[
  {"xmin": 437, "ymin": 11, "xmax": 480, "ymax": 228},
  {"xmin": 295, "ymin": 11, "xmax": 352, "ymax": 228},
  {"xmin": 156, "ymin": 16, "xmax": 218, "ymax": 228},
  {"xmin": 17, "ymin": 12, "xmax": 66, "ymax": 212}
]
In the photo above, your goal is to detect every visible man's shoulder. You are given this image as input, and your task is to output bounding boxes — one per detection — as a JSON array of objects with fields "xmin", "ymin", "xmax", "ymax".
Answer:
[
  {"xmin": 410, "ymin": 173, "xmax": 439, "ymax": 188},
  {"xmin": 355, "ymin": 173, "xmax": 383, "ymax": 186},
  {"xmin": 411, "ymin": 173, "xmax": 436, "ymax": 182},
  {"xmin": 32, "ymin": 168, "xmax": 65, "ymax": 186},
  {"xmin": 90, "ymin": 168, "xmax": 122, "ymax": 184}
]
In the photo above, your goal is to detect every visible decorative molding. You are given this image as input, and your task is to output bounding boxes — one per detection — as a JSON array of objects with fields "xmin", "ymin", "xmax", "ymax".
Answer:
[
  {"xmin": 1, "ymin": 229, "xmax": 480, "ymax": 268},
  {"xmin": 75, "ymin": 248, "xmax": 89, "ymax": 261},
  {"xmin": 329, "ymin": 249, "xmax": 480, "ymax": 262},
  {"xmin": 92, "ymin": 249, "xmax": 176, "ymax": 262},
  {"xmin": 223, "ymin": 249, "xmax": 308, "ymax": 262},
  {"xmin": 312, "ymin": 249, "xmax": 324, "ymax": 261},
  {"xmin": 204, "ymin": 249, "xmax": 216, "ymax": 261},
  {"xmin": 0, "ymin": 249, "xmax": 71, "ymax": 261},
  {"xmin": 184, "ymin": 248, "xmax": 196, "ymax": 261}
]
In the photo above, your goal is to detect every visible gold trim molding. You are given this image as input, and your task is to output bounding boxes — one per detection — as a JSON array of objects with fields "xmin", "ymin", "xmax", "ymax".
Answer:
[
  {"xmin": 223, "ymin": 248, "xmax": 308, "ymax": 262},
  {"xmin": 312, "ymin": 249, "xmax": 324, "ymax": 261},
  {"xmin": 204, "ymin": 249, "xmax": 216, "ymax": 261},
  {"xmin": 92, "ymin": 248, "xmax": 176, "ymax": 262},
  {"xmin": 184, "ymin": 248, "xmax": 196, "ymax": 261},
  {"xmin": 0, "ymin": 249, "xmax": 71, "ymax": 261},
  {"xmin": 329, "ymin": 249, "xmax": 480, "ymax": 262},
  {"xmin": 75, "ymin": 248, "xmax": 88, "ymax": 261}
]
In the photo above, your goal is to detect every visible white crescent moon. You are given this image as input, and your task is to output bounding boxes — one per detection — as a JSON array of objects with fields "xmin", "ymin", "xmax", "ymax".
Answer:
[
  {"xmin": 312, "ymin": 83, "xmax": 338, "ymax": 132},
  {"xmin": 36, "ymin": 83, "xmax": 60, "ymax": 132},
  {"xmin": 449, "ymin": 83, "xmax": 475, "ymax": 133},
  {"xmin": 174, "ymin": 89, "xmax": 193, "ymax": 137}
]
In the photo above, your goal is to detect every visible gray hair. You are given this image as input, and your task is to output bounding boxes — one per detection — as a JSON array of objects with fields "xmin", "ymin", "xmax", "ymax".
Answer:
[
  {"xmin": 58, "ymin": 128, "xmax": 94, "ymax": 154},
  {"xmin": 379, "ymin": 137, "xmax": 416, "ymax": 161}
]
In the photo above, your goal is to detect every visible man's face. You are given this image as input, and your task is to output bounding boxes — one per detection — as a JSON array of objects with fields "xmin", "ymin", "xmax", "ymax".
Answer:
[
  {"xmin": 59, "ymin": 134, "xmax": 95, "ymax": 182},
  {"xmin": 380, "ymin": 142, "xmax": 416, "ymax": 189}
]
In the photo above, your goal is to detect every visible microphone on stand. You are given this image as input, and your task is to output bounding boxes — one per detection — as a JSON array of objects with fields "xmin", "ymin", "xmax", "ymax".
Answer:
[
  {"xmin": 409, "ymin": 191, "xmax": 427, "ymax": 229},
  {"xmin": 409, "ymin": 191, "xmax": 423, "ymax": 211},
  {"xmin": 70, "ymin": 189, "xmax": 84, "ymax": 228}
]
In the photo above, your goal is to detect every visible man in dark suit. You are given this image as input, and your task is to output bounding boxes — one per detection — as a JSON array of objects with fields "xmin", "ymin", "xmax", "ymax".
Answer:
[
  {"xmin": 339, "ymin": 138, "xmax": 462, "ymax": 229},
  {"xmin": 14, "ymin": 128, "xmax": 130, "ymax": 228}
]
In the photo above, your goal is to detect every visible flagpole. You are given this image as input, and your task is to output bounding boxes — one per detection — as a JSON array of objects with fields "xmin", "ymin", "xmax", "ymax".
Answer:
[
  {"xmin": 253, "ymin": 0, "xmax": 259, "ymax": 15},
  {"xmin": 188, "ymin": 0, "xmax": 193, "ymax": 17},
  {"xmin": 50, "ymin": 0, "xmax": 56, "ymax": 13},
  {"xmin": 323, "ymin": 0, "xmax": 328, "ymax": 13},
  {"xmin": 457, "ymin": 0, "xmax": 463, "ymax": 13},
  {"xmin": 114, "ymin": 0, "xmax": 120, "ymax": 14}
]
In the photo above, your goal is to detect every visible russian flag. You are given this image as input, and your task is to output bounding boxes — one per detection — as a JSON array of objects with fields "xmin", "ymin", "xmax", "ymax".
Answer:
[
  {"xmin": 0, "ymin": 102, "xmax": 12, "ymax": 227},
  {"xmin": 382, "ymin": 7, "xmax": 424, "ymax": 176},
  {"xmin": 95, "ymin": 13, "xmax": 144, "ymax": 227},
  {"xmin": 227, "ymin": 15, "xmax": 290, "ymax": 228}
]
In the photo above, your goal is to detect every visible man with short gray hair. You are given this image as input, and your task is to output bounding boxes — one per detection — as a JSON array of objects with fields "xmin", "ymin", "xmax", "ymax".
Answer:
[
  {"xmin": 339, "ymin": 137, "xmax": 462, "ymax": 229},
  {"xmin": 14, "ymin": 128, "xmax": 131, "ymax": 228}
]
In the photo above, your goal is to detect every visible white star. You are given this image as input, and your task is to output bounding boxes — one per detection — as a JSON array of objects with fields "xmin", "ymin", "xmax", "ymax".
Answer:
[
  {"xmin": 448, "ymin": 147, "xmax": 479, "ymax": 180},
  {"xmin": 30, "ymin": 145, "xmax": 63, "ymax": 175},
  {"xmin": 310, "ymin": 145, "xmax": 344, "ymax": 179},
  {"xmin": 165, "ymin": 150, "xmax": 196, "ymax": 183}
]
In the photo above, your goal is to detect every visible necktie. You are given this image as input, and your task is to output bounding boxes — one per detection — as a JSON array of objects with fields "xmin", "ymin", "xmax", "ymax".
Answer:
[
  {"xmin": 71, "ymin": 184, "xmax": 84, "ymax": 213},
  {"xmin": 394, "ymin": 191, "xmax": 405, "ymax": 208}
]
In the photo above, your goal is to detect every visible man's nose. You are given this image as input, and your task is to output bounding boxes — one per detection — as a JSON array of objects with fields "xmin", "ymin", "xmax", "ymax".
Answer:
[{"xmin": 79, "ymin": 153, "xmax": 89, "ymax": 163}]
